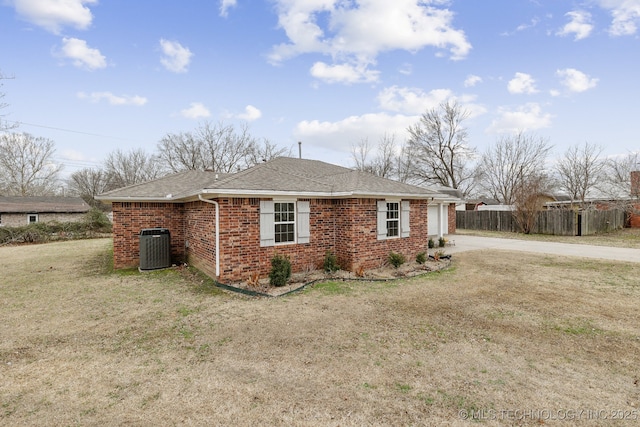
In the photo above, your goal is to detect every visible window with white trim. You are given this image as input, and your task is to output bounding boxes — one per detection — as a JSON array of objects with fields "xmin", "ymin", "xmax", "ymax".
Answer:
[
  {"xmin": 377, "ymin": 200, "xmax": 410, "ymax": 240},
  {"xmin": 386, "ymin": 202, "xmax": 399, "ymax": 237},
  {"xmin": 260, "ymin": 200, "xmax": 310, "ymax": 247},
  {"xmin": 274, "ymin": 202, "xmax": 295, "ymax": 243},
  {"xmin": 28, "ymin": 214, "xmax": 38, "ymax": 224}
]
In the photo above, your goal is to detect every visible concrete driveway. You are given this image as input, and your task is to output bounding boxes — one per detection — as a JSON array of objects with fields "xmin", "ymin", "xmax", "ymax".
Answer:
[{"xmin": 444, "ymin": 234, "xmax": 640, "ymax": 263}]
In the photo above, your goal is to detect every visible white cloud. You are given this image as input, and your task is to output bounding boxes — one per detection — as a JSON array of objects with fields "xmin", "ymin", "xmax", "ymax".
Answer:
[
  {"xmin": 237, "ymin": 105, "xmax": 262, "ymax": 121},
  {"xmin": 516, "ymin": 17, "xmax": 540, "ymax": 32},
  {"xmin": 61, "ymin": 149, "xmax": 90, "ymax": 162},
  {"xmin": 220, "ymin": 0, "xmax": 237, "ymax": 17},
  {"xmin": 377, "ymin": 86, "xmax": 487, "ymax": 118},
  {"xmin": 310, "ymin": 61, "xmax": 380, "ymax": 84},
  {"xmin": 501, "ymin": 17, "xmax": 540, "ymax": 36},
  {"xmin": 159, "ymin": 39, "xmax": 193, "ymax": 73},
  {"xmin": 597, "ymin": 0, "xmax": 640, "ymax": 36},
  {"xmin": 294, "ymin": 113, "xmax": 418, "ymax": 153},
  {"xmin": 77, "ymin": 92, "xmax": 147, "ymax": 106},
  {"xmin": 487, "ymin": 103, "xmax": 553, "ymax": 134},
  {"xmin": 557, "ymin": 10, "xmax": 593, "ymax": 40},
  {"xmin": 58, "ymin": 37, "xmax": 106, "ymax": 70},
  {"xmin": 464, "ymin": 74, "xmax": 482, "ymax": 87},
  {"xmin": 11, "ymin": 0, "xmax": 96, "ymax": 34},
  {"xmin": 268, "ymin": 0, "xmax": 471, "ymax": 83},
  {"xmin": 556, "ymin": 68, "xmax": 598, "ymax": 92},
  {"xmin": 507, "ymin": 72, "xmax": 538, "ymax": 94},
  {"xmin": 377, "ymin": 86, "xmax": 453, "ymax": 115},
  {"xmin": 180, "ymin": 102, "xmax": 210, "ymax": 119},
  {"xmin": 398, "ymin": 63, "xmax": 413, "ymax": 76}
]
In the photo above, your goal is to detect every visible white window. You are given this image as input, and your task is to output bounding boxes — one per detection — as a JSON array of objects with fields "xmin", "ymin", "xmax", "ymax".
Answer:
[
  {"xmin": 274, "ymin": 202, "xmax": 295, "ymax": 243},
  {"xmin": 28, "ymin": 214, "xmax": 38, "ymax": 224},
  {"xmin": 260, "ymin": 200, "xmax": 310, "ymax": 247},
  {"xmin": 377, "ymin": 200, "xmax": 410, "ymax": 240},
  {"xmin": 386, "ymin": 202, "xmax": 399, "ymax": 237}
]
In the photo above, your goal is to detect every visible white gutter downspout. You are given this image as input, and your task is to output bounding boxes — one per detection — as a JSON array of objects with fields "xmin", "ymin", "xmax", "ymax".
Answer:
[{"xmin": 198, "ymin": 194, "xmax": 220, "ymax": 278}]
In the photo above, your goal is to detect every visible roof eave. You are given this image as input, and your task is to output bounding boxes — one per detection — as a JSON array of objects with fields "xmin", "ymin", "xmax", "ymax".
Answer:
[{"xmin": 97, "ymin": 189, "xmax": 452, "ymax": 202}]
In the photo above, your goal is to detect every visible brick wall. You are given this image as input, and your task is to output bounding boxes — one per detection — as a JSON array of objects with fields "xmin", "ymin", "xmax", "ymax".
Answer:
[
  {"xmin": 182, "ymin": 197, "xmax": 431, "ymax": 283},
  {"xmin": 336, "ymin": 199, "xmax": 430, "ymax": 274},
  {"xmin": 113, "ymin": 198, "xmax": 431, "ymax": 282},
  {"xmin": 448, "ymin": 203, "xmax": 456, "ymax": 234},
  {"xmin": 185, "ymin": 198, "xmax": 346, "ymax": 282},
  {"xmin": 111, "ymin": 202, "xmax": 185, "ymax": 269},
  {"xmin": 631, "ymin": 171, "xmax": 640, "ymax": 198}
]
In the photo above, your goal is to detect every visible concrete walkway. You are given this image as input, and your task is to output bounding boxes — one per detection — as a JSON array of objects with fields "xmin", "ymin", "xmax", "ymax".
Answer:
[{"xmin": 444, "ymin": 235, "xmax": 640, "ymax": 263}]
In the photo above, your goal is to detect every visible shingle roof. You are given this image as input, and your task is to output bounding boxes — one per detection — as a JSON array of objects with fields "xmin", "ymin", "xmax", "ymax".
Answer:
[
  {"xmin": 0, "ymin": 196, "xmax": 90, "ymax": 213},
  {"xmin": 97, "ymin": 170, "xmax": 231, "ymax": 200},
  {"xmin": 97, "ymin": 157, "xmax": 459, "ymax": 202}
]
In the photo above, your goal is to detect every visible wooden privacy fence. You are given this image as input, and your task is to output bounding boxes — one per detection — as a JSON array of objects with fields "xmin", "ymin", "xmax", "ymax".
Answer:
[{"xmin": 456, "ymin": 209, "xmax": 626, "ymax": 236}]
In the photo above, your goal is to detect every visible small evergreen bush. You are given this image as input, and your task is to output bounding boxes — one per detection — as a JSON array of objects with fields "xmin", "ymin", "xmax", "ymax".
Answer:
[
  {"xmin": 416, "ymin": 252, "xmax": 427, "ymax": 265},
  {"xmin": 323, "ymin": 250, "xmax": 340, "ymax": 273},
  {"xmin": 428, "ymin": 238, "xmax": 435, "ymax": 249},
  {"xmin": 84, "ymin": 208, "xmax": 112, "ymax": 232},
  {"xmin": 438, "ymin": 237, "xmax": 446, "ymax": 247},
  {"xmin": 269, "ymin": 253, "xmax": 291, "ymax": 287},
  {"xmin": 388, "ymin": 251, "xmax": 406, "ymax": 268}
]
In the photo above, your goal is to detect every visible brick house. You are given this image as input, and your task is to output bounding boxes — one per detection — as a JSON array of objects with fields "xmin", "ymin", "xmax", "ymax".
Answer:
[
  {"xmin": 97, "ymin": 157, "xmax": 459, "ymax": 283},
  {"xmin": 0, "ymin": 196, "xmax": 90, "ymax": 227}
]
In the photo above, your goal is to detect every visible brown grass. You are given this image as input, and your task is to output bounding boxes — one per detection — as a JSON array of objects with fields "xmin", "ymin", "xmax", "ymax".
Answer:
[{"xmin": 1, "ymin": 238, "xmax": 640, "ymax": 426}]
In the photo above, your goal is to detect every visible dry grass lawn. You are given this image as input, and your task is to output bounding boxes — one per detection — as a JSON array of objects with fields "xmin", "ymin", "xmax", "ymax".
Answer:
[{"xmin": 1, "ymin": 238, "xmax": 640, "ymax": 426}]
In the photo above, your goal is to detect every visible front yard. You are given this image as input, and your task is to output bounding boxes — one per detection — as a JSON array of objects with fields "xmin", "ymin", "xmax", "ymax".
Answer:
[{"xmin": 1, "ymin": 238, "xmax": 639, "ymax": 425}]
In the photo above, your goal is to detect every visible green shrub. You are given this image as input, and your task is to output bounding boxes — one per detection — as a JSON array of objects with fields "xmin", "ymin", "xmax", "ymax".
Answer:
[
  {"xmin": 388, "ymin": 251, "xmax": 406, "ymax": 268},
  {"xmin": 269, "ymin": 253, "xmax": 291, "ymax": 287},
  {"xmin": 323, "ymin": 250, "xmax": 340, "ymax": 273},
  {"xmin": 438, "ymin": 237, "xmax": 446, "ymax": 247},
  {"xmin": 0, "ymin": 209, "xmax": 112, "ymax": 245},
  {"xmin": 20, "ymin": 225, "xmax": 49, "ymax": 243},
  {"xmin": 428, "ymin": 238, "xmax": 435, "ymax": 249},
  {"xmin": 416, "ymin": 252, "xmax": 427, "ymax": 265},
  {"xmin": 84, "ymin": 208, "xmax": 112, "ymax": 232}
]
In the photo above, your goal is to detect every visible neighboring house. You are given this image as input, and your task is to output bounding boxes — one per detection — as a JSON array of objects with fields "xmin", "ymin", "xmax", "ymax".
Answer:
[
  {"xmin": 543, "ymin": 171, "xmax": 640, "ymax": 228},
  {"xmin": 97, "ymin": 157, "xmax": 459, "ymax": 283},
  {"xmin": 0, "ymin": 196, "xmax": 90, "ymax": 227},
  {"xmin": 459, "ymin": 198, "xmax": 502, "ymax": 211}
]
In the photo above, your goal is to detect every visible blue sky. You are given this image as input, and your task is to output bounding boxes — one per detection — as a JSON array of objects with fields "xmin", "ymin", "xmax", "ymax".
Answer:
[{"xmin": 1, "ymin": 0, "xmax": 639, "ymax": 177}]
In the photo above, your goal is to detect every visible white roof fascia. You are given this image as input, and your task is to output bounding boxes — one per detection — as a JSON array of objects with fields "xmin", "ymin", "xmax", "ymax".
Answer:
[
  {"xmin": 98, "ymin": 189, "xmax": 452, "ymax": 203},
  {"xmin": 202, "ymin": 188, "xmax": 443, "ymax": 200}
]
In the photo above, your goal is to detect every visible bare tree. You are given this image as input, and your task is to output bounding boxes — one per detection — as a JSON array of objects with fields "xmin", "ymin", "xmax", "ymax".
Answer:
[
  {"xmin": 351, "ymin": 134, "xmax": 398, "ymax": 179},
  {"xmin": 599, "ymin": 151, "xmax": 640, "ymax": 223},
  {"xmin": 245, "ymin": 138, "xmax": 291, "ymax": 166},
  {"xmin": 512, "ymin": 173, "xmax": 552, "ymax": 234},
  {"xmin": 103, "ymin": 148, "xmax": 161, "ymax": 189},
  {"xmin": 0, "ymin": 132, "xmax": 62, "ymax": 196},
  {"xmin": 199, "ymin": 122, "xmax": 255, "ymax": 172},
  {"xmin": 68, "ymin": 168, "xmax": 112, "ymax": 209},
  {"xmin": 556, "ymin": 142, "xmax": 604, "ymax": 203},
  {"xmin": 156, "ymin": 131, "xmax": 205, "ymax": 173},
  {"xmin": 406, "ymin": 100, "xmax": 478, "ymax": 196},
  {"xmin": 156, "ymin": 122, "xmax": 286, "ymax": 173},
  {"xmin": 600, "ymin": 151, "xmax": 640, "ymax": 199},
  {"xmin": 1, "ymin": 71, "xmax": 18, "ymax": 132},
  {"xmin": 479, "ymin": 132, "xmax": 553, "ymax": 205}
]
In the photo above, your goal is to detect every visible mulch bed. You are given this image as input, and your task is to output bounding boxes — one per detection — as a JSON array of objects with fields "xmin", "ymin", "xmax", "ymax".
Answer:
[{"xmin": 218, "ymin": 257, "xmax": 453, "ymax": 297}]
